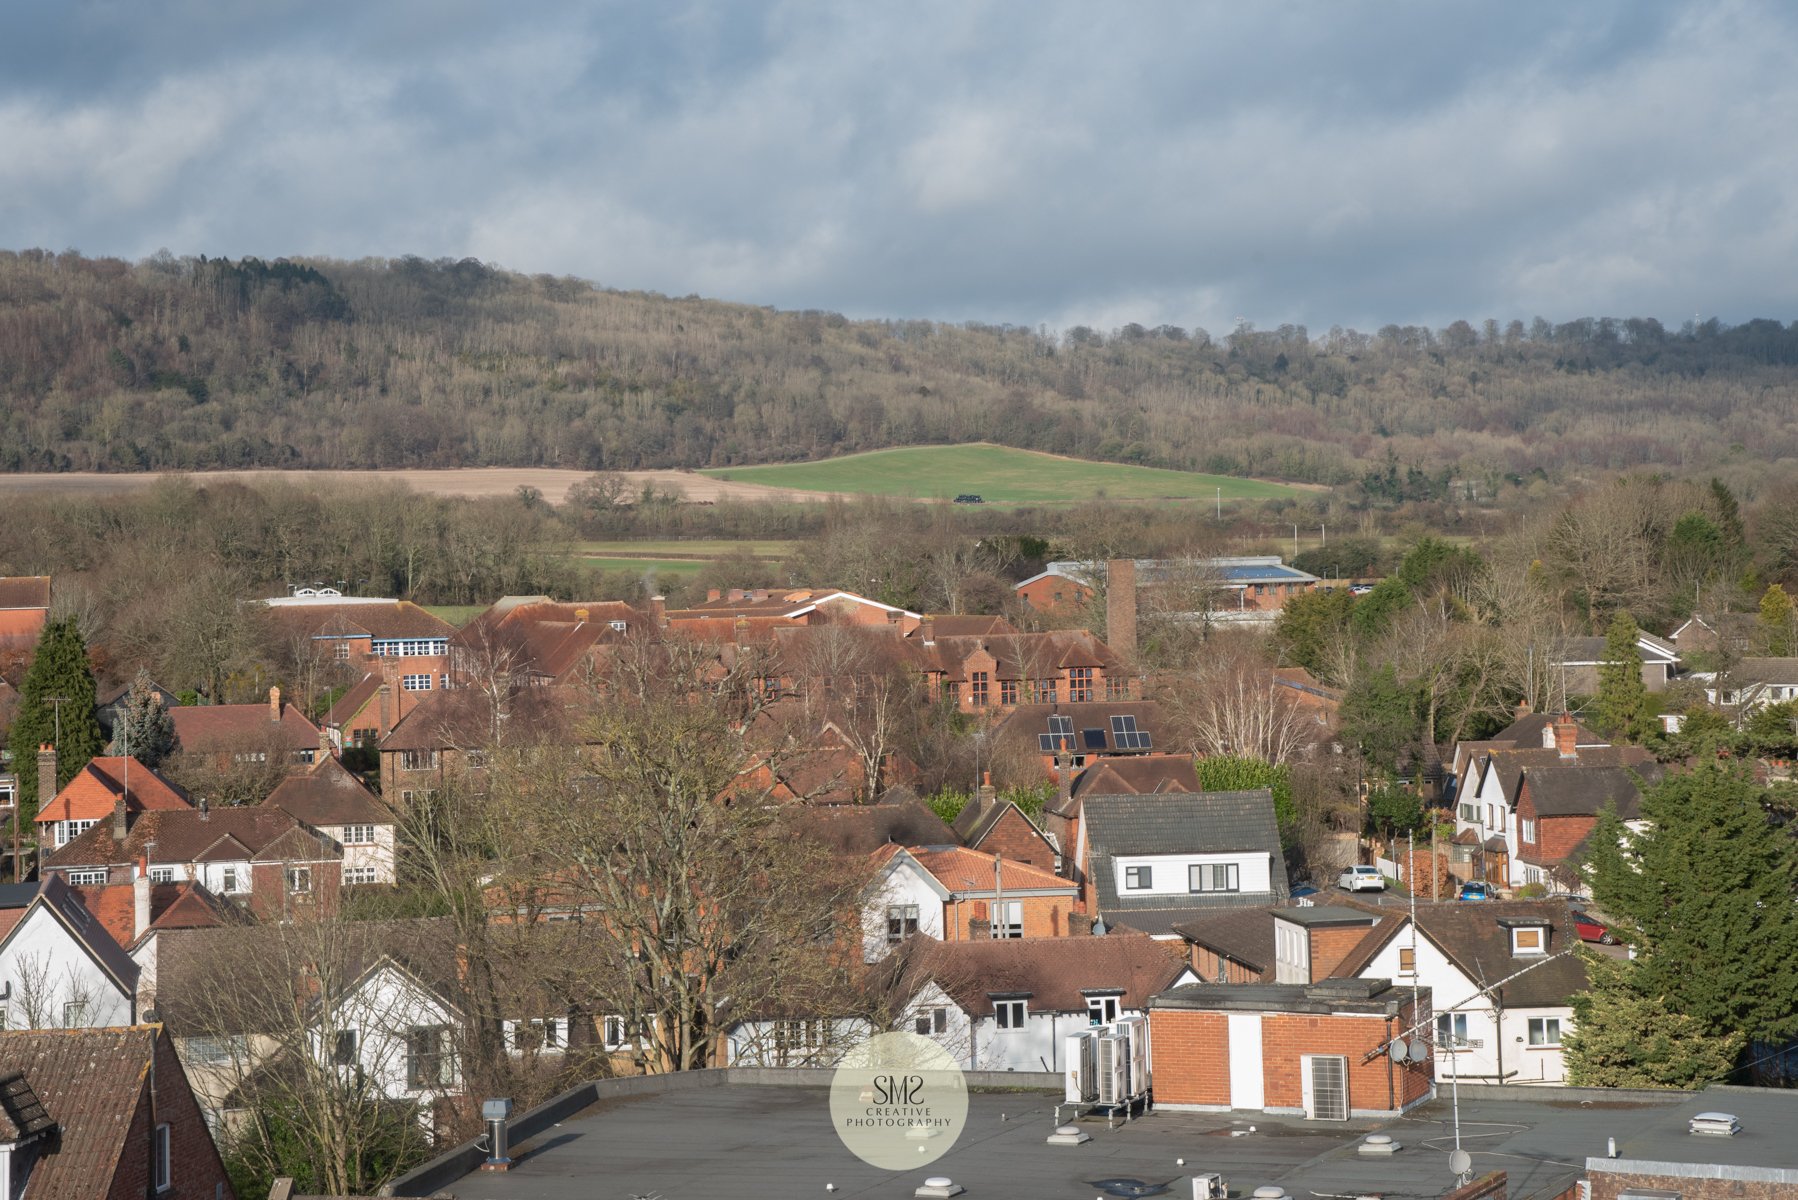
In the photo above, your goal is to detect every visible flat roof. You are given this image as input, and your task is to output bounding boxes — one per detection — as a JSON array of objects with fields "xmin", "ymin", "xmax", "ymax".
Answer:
[
  {"xmin": 1153, "ymin": 977, "xmax": 1406, "ymax": 1016},
  {"xmin": 434, "ymin": 1082, "xmax": 1750, "ymax": 1200},
  {"xmin": 1587, "ymin": 1086, "xmax": 1798, "ymax": 1179},
  {"xmin": 1271, "ymin": 906, "xmax": 1382, "ymax": 928}
]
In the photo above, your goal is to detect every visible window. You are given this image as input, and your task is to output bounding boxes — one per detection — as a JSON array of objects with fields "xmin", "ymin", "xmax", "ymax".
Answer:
[
  {"xmin": 343, "ymin": 824, "xmax": 376, "ymax": 845},
  {"xmin": 334, "ymin": 642, "xmax": 351, "ymax": 661},
  {"xmin": 57, "ymin": 819, "xmax": 97, "ymax": 847},
  {"xmin": 221, "ymin": 867, "xmax": 243, "ymax": 894},
  {"xmin": 402, "ymin": 673, "xmax": 433, "ymax": 691},
  {"xmin": 915, "ymin": 1008, "xmax": 948, "ymax": 1036},
  {"xmin": 154, "ymin": 1122, "xmax": 171, "ymax": 1192},
  {"xmin": 372, "ymin": 638, "xmax": 448, "ymax": 658},
  {"xmin": 1527, "ymin": 1017, "xmax": 1562, "ymax": 1047},
  {"xmin": 1437, "ymin": 1012, "xmax": 1469, "ymax": 1049},
  {"xmin": 344, "ymin": 867, "xmax": 378, "ymax": 885},
  {"xmin": 399, "ymin": 750, "xmax": 439, "ymax": 771},
  {"xmin": 1398, "ymin": 947, "xmax": 1416, "ymax": 975},
  {"xmin": 287, "ymin": 867, "xmax": 312, "ymax": 894},
  {"xmin": 1520, "ymin": 818, "xmax": 1537, "ymax": 843},
  {"xmin": 63, "ymin": 1000, "xmax": 89, "ymax": 1028},
  {"xmin": 1000, "ymin": 679, "xmax": 1018, "ymax": 706},
  {"xmin": 298, "ymin": 748, "xmax": 316, "ymax": 766},
  {"xmin": 149, "ymin": 866, "xmax": 175, "ymax": 884},
  {"xmin": 332, "ymin": 1029, "xmax": 359, "ymax": 1065},
  {"xmin": 66, "ymin": 869, "xmax": 107, "ymax": 886},
  {"xmin": 603, "ymin": 1016, "xmax": 630, "ymax": 1049},
  {"xmin": 970, "ymin": 671, "xmax": 989, "ymax": 707},
  {"xmin": 511, "ymin": 1018, "xmax": 565, "ymax": 1052},
  {"xmin": 942, "ymin": 680, "xmax": 960, "ymax": 704},
  {"xmin": 1458, "ymin": 803, "xmax": 1478, "ymax": 823},
  {"xmin": 406, "ymin": 1025, "xmax": 454, "ymax": 1088},
  {"xmin": 1124, "ymin": 865, "xmax": 1153, "ymax": 890},
  {"xmin": 991, "ymin": 899, "xmax": 1023, "ymax": 939},
  {"xmin": 1511, "ymin": 926, "xmax": 1545, "ymax": 955},
  {"xmin": 1069, "ymin": 666, "xmax": 1093, "ymax": 703},
  {"xmin": 1040, "ymin": 680, "xmax": 1057, "ymax": 705},
  {"xmin": 1105, "ymin": 674, "xmax": 1129, "ymax": 701},
  {"xmin": 994, "ymin": 999, "xmax": 1027, "ymax": 1029},
  {"xmin": 886, "ymin": 904, "xmax": 920, "ymax": 943},
  {"xmin": 1189, "ymin": 863, "xmax": 1240, "ymax": 893},
  {"xmin": 188, "ymin": 1036, "xmax": 243, "ymax": 1066},
  {"xmin": 1086, "ymin": 995, "xmax": 1120, "ymax": 1025}
]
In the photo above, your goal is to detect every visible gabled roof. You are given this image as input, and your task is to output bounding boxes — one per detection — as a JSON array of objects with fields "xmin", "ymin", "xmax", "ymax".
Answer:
[
  {"xmin": 0, "ymin": 575, "xmax": 51, "ymax": 609},
  {"xmin": 787, "ymin": 800, "xmax": 959, "ymax": 853},
  {"xmin": 267, "ymin": 756, "xmax": 392, "ymax": 827},
  {"xmin": 893, "ymin": 932, "xmax": 1190, "ymax": 1015},
  {"xmin": 1521, "ymin": 762, "xmax": 1664, "ymax": 819},
  {"xmin": 990, "ymin": 700, "xmax": 1166, "ymax": 766},
  {"xmin": 665, "ymin": 588, "xmax": 920, "ymax": 625},
  {"xmin": 35, "ymin": 756, "xmax": 191, "ymax": 826},
  {"xmin": 1083, "ymin": 791, "xmax": 1291, "ymax": 931},
  {"xmin": 952, "ymin": 796, "xmax": 1053, "ymax": 852},
  {"xmin": 1474, "ymin": 743, "xmax": 1656, "ymax": 804},
  {"xmin": 260, "ymin": 597, "xmax": 456, "ymax": 643},
  {"xmin": 876, "ymin": 844, "xmax": 1075, "ymax": 897},
  {"xmin": 1069, "ymin": 754, "xmax": 1200, "ymax": 799},
  {"xmin": 0, "ymin": 1026, "xmax": 162, "ymax": 1196},
  {"xmin": 908, "ymin": 629, "xmax": 1120, "ymax": 681},
  {"xmin": 46, "ymin": 806, "xmax": 336, "ymax": 869},
  {"xmin": 1553, "ymin": 632, "xmax": 1679, "ymax": 665},
  {"xmin": 71, "ymin": 880, "xmax": 237, "ymax": 949},
  {"xmin": 1171, "ymin": 906, "xmax": 1285, "ymax": 975},
  {"xmin": 0, "ymin": 875, "xmax": 141, "ymax": 997},
  {"xmin": 379, "ymin": 683, "xmax": 592, "ymax": 751},
  {"xmin": 454, "ymin": 600, "xmax": 648, "ymax": 681},
  {"xmin": 1326, "ymin": 898, "xmax": 1588, "ymax": 1008},
  {"xmin": 1722, "ymin": 657, "xmax": 1798, "ymax": 688},
  {"xmin": 169, "ymin": 695, "xmax": 320, "ymax": 752},
  {"xmin": 907, "ymin": 615, "xmax": 1017, "ymax": 638}
]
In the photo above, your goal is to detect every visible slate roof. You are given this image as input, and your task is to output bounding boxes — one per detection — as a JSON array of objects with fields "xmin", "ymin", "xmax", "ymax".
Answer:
[
  {"xmin": 1728, "ymin": 657, "xmax": 1798, "ymax": 687},
  {"xmin": 0, "ymin": 1026, "xmax": 160, "ymax": 1196},
  {"xmin": 1522, "ymin": 762, "xmax": 1663, "ymax": 819},
  {"xmin": 1473, "ymin": 743, "xmax": 1656, "ymax": 804},
  {"xmin": 896, "ymin": 932, "xmax": 1189, "ymax": 1014},
  {"xmin": 787, "ymin": 799, "xmax": 958, "ymax": 853},
  {"xmin": 46, "ymin": 807, "xmax": 339, "ymax": 869},
  {"xmin": 1326, "ymin": 898, "xmax": 1588, "ymax": 1008},
  {"xmin": 1152, "ymin": 976, "xmax": 1407, "ymax": 1016},
  {"xmin": 1170, "ymin": 906, "xmax": 1284, "ymax": 975},
  {"xmin": 35, "ymin": 756, "xmax": 191, "ymax": 827},
  {"xmin": 1083, "ymin": 791, "xmax": 1290, "ymax": 932},
  {"xmin": 169, "ymin": 695, "xmax": 320, "ymax": 752},
  {"xmin": 267, "ymin": 756, "xmax": 392, "ymax": 827}
]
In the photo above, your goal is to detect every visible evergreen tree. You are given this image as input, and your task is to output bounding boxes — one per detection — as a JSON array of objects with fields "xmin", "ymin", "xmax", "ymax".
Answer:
[
  {"xmin": 1759, "ymin": 584, "xmax": 1796, "ymax": 656},
  {"xmin": 106, "ymin": 668, "xmax": 179, "ymax": 768},
  {"xmin": 1338, "ymin": 664, "xmax": 1422, "ymax": 777},
  {"xmin": 1593, "ymin": 611, "xmax": 1654, "ymax": 742},
  {"xmin": 1563, "ymin": 952, "xmax": 1745, "ymax": 1088},
  {"xmin": 1587, "ymin": 760, "xmax": 1798, "ymax": 1042},
  {"xmin": 6, "ymin": 617, "xmax": 104, "ymax": 822}
]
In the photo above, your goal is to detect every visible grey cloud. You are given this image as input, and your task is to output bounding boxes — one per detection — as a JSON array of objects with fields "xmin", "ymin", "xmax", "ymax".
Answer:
[{"xmin": 2, "ymin": 0, "xmax": 1793, "ymax": 334}]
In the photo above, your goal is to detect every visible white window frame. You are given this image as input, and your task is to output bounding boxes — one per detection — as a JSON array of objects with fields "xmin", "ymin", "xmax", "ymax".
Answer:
[
  {"xmin": 509, "ymin": 1017, "xmax": 567, "ymax": 1053},
  {"xmin": 63, "ymin": 999, "xmax": 89, "ymax": 1028},
  {"xmin": 1437, "ymin": 1012, "xmax": 1469, "ymax": 1049},
  {"xmin": 914, "ymin": 1007, "xmax": 948, "ymax": 1036},
  {"xmin": 991, "ymin": 899, "xmax": 1023, "ymax": 939},
  {"xmin": 342, "ymin": 824, "xmax": 376, "ymax": 845},
  {"xmin": 1527, "ymin": 1017, "xmax": 1562, "ymax": 1047},
  {"xmin": 1085, "ymin": 995, "xmax": 1120, "ymax": 1025},
  {"xmin": 149, "ymin": 866, "xmax": 176, "ymax": 884},
  {"xmin": 1521, "ymin": 818, "xmax": 1537, "ymax": 843},
  {"xmin": 221, "ymin": 866, "xmax": 244, "ymax": 894},
  {"xmin": 1511, "ymin": 925, "xmax": 1546, "ymax": 955},
  {"xmin": 331, "ymin": 1028, "xmax": 359, "ymax": 1065},
  {"xmin": 401, "ymin": 673, "xmax": 433, "ymax": 692},
  {"xmin": 602, "ymin": 1015, "xmax": 632, "ymax": 1050},
  {"xmin": 343, "ymin": 866, "xmax": 378, "ymax": 885},
  {"xmin": 287, "ymin": 867, "xmax": 312, "ymax": 894},
  {"xmin": 886, "ymin": 904, "xmax": 919, "ymax": 943},
  {"xmin": 993, "ymin": 999, "xmax": 1027, "ymax": 1030},
  {"xmin": 66, "ymin": 869, "xmax": 107, "ymax": 886},
  {"xmin": 1189, "ymin": 862, "xmax": 1240, "ymax": 894}
]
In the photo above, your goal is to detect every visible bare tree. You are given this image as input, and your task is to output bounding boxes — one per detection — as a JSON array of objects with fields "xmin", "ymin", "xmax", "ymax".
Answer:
[
  {"xmin": 1163, "ymin": 637, "xmax": 1316, "ymax": 764},
  {"xmin": 10, "ymin": 951, "xmax": 103, "ymax": 1029}
]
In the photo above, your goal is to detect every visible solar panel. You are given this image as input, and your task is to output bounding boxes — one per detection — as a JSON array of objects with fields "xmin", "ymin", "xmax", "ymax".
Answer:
[
  {"xmin": 1040, "ymin": 714, "xmax": 1076, "ymax": 753},
  {"xmin": 1109, "ymin": 714, "xmax": 1150, "ymax": 750},
  {"xmin": 1049, "ymin": 715, "xmax": 1072, "ymax": 735},
  {"xmin": 1082, "ymin": 728, "xmax": 1107, "ymax": 750}
]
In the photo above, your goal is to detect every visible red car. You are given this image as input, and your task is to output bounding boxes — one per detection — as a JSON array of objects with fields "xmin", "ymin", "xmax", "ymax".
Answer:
[{"xmin": 1570, "ymin": 910, "xmax": 1618, "ymax": 945}]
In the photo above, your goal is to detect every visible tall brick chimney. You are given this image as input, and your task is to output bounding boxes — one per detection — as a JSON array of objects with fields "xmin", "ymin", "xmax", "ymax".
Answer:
[
  {"xmin": 650, "ymin": 595, "xmax": 667, "ymax": 628},
  {"xmin": 1554, "ymin": 712, "xmax": 1578, "ymax": 760},
  {"xmin": 921, "ymin": 615, "xmax": 936, "ymax": 647},
  {"xmin": 269, "ymin": 685, "xmax": 283, "ymax": 722},
  {"xmin": 37, "ymin": 744, "xmax": 56, "ymax": 809},
  {"xmin": 112, "ymin": 796, "xmax": 128, "ymax": 842},
  {"xmin": 1106, "ymin": 559, "xmax": 1138, "ymax": 664}
]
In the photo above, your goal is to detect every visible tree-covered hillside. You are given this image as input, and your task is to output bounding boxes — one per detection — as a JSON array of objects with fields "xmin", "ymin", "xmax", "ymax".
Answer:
[{"xmin": 4, "ymin": 249, "xmax": 1798, "ymax": 487}]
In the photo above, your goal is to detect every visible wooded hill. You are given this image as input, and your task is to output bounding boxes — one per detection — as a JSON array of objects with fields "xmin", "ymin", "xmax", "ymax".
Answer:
[{"xmin": 4, "ymin": 248, "xmax": 1797, "ymax": 489}]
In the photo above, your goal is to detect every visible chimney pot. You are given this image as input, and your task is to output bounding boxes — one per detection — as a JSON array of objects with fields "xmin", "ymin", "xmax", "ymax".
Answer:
[
  {"xmin": 575, "ymin": 608, "xmax": 589, "ymax": 623},
  {"xmin": 199, "ymin": 796, "xmax": 210, "ymax": 821},
  {"xmin": 651, "ymin": 595, "xmax": 667, "ymax": 628},
  {"xmin": 269, "ymin": 685, "xmax": 283, "ymax": 721}
]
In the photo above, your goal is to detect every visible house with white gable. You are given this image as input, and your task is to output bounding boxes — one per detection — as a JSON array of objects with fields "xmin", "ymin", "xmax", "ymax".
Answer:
[
  {"xmin": 318, "ymin": 953, "xmax": 463, "ymax": 1103},
  {"xmin": 0, "ymin": 876, "xmax": 138, "ymax": 1030},
  {"xmin": 267, "ymin": 755, "xmax": 398, "ymax": 885},
  {"xmin": 862, "ymin": 844, "xmax": 1081, "ymax": 962}
]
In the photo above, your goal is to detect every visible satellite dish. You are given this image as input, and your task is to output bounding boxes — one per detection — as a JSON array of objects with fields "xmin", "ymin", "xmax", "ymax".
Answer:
[
  {"xmin": 1387, "ymin": 1039, "xmax": 1406, "ymax": 1060},
  {"xmin": 1408, "ymin": 1039, "xmax": 1429, "ymax": 1064},
  {"xmin": 1449, "ymin": 1149, "xmax": 1473, "ymax": 1176}
]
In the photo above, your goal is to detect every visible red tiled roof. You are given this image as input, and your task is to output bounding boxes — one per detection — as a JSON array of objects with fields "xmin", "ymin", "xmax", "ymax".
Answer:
[
  {"xmin": 267, "ymin": 757, "xmax": 392, "ymax": 827},
  {"xmin": 0, "ymin": 1026, "xmax": 159, "ymax": 1197},
  {"xmin": 261, "ymin": 599, "xmax": 455, "ymax": 643},
  {"xmin": 0, "ymin": 576, "xmax": 51, "ymax": 609},
  {"xmin": 897, "ymin": 932, "xmax": 1187, "ymax": 1014},
  {"xmin": 46, "ymin": 807, "xmax": 338, "ymax": 869},
  {"xmin": 168, "ymin": 697, "xmax": 320, "ymax": 751},
  {"xmin": 0, "ymin": 609, "xmax": 45, "ymax": 645},
  {"xmin": 1071, "ymin": 754, "xmax": 1200, "ymax": 798},
  {"xmin": 454, "ymin": 600, "xmax": 647, "ymax": 681},
  {"xmin": 884, "ymin": 844, "xmax": 1075, "ymax": 895},
  {"xmin": 70, "ymin": 881, "xmax": 233, "ymax": 949},
  {"xmin": 35, "ymin": 757, "xmax": 191, "ymax": 827}
]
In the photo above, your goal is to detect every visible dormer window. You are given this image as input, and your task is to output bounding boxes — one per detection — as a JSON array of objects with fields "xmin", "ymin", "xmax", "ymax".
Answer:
[{"xmin": 1508, "ymin": 923, "xmax": 1547, "ymax": 955}]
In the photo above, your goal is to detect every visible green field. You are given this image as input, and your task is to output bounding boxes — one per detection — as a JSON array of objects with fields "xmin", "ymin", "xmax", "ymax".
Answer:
[
  {"xmin": 701, "ymin": 444, "xmax": 1303, "ymax": 504},
  {"xmin": 582, "ymin": 556, "xmax": 709, "ymax": 575},
  {"xmin": 574, "ymin": 539, "xmax": 800, "ymax": 559}
]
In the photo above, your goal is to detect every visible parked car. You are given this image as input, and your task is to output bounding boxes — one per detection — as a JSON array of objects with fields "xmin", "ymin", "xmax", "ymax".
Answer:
[
  {"xmin": 1338, "ymin": 865, "xmax": 1386, "ymax": 892},
  {"xmin": 1569, "ymin": 909, "xmax": 1619, "ymax": 944},
  {"xmin": 1349, "ymin": 583, "xmax": 1375, "ymax": 595},
  {"xmin": 1458, "ymin": 881, "xmax": 1495, "ymax": 901}
]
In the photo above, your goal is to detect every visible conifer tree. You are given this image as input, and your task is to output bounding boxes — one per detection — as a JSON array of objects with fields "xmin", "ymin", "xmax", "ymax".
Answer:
[
  {"xmin": 1586, "ymin": 760, "xmax": 1798, "ymax": 1042},
  {"xmin": 106, "ymin": 668, "xmax": 179, "ymax": 768},
  {"xmin": 1564, "ymin": 952, "xmax": 1744, "ymax": 1088},
  {"xmin": 1593, "ymin": 610, "xmax": 1654, "ymax": 742},
  {"xmin": 1759, "ymin": 584, "xmax": 1796, "ymax": 656},
  {"xmin": 6, "ymin": 617, "xmax": 104, "ymax": 822}
]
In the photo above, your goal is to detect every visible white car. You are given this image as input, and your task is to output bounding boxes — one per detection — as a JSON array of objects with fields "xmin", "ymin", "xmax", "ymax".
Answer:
[{"xmin": 1338, "ymin": 865, "xmax": 1385, "ymax": 892}]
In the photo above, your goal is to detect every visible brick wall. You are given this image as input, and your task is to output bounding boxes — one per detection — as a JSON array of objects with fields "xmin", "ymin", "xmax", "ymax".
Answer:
[
  {"xmin": 1589, "ymin": 1169, "xmax": 1794, "ymax": 1200},
  {"xmin": 1442, "ymin": 1172, "xmax": 1506, "ymax": 1200},
  {"xmin": 249, "ymin": 860, "xmax": 342, "ymax": 921},
  {"xmin": 1534, "ymin": 814, "xmax": 1597, "ymax": 866},
  {"xmin": 1189, "ymin": 944, "xmax": 1263, "ymax": 984},
  {"xmin": 975, "ymin": 808, "xmax": 1058, "ymax": 872},
  {"xmin": 109, "ymin": 1029, "xmax": 237, "ymax": 1200},
  {"xmin": 947, "ymin": 892, "xmax": 1078, "ymax": 940},
  {"xmin": 1146, "ymin": 1009, "xmax": 1231, "ymax": 1106},
  {"xmin": 1307, "ymin": 925, "xmax": 1374, "ymax": 980}
]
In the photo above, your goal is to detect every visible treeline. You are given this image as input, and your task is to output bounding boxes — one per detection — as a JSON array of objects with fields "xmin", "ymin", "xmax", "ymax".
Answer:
[{"xmin": 5, "ymin": 249, "xmax": 1798, "ymax": 488}]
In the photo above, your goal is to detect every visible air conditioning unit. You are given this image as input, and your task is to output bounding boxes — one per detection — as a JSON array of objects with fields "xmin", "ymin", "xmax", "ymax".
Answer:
[
  {"xmin": 1114, "ymin": 1015, "xmax": 1151, "ymax": 1097},
  {"xmin": 1095, "ymin": 1033, "xmax": 1128, "ymax": 1106},
  {"xmin": 1190, "ymin": 1173, "xmax": 1225, "ymax": 1199},
  {"xmin": 1065, "ymin": 1031, "xmax": 1098, "ymax": 1103}
]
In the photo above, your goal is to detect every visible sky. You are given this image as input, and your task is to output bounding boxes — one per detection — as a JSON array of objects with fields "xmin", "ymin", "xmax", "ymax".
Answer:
[{"xmin": 3, "ymin": 0, "xmax": 1795, "ymax": 335}]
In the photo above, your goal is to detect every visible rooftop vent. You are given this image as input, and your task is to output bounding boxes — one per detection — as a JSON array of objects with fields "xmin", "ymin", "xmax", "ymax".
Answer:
[
  {"xmin": 1688, "ymin": 1111, "xmax": 1741, "ymax": 1136},
  {"xmin": 915, "ymin": 1178, "xmax": 964, "ymax": 1199},
  {"xmin": 1357, "ymin": 1133, "xmax": 1400, "ymax": 1156},
  {"xmin": 1046, "ymin": 1123, "xmax": 1091, "ymax": 1146}
]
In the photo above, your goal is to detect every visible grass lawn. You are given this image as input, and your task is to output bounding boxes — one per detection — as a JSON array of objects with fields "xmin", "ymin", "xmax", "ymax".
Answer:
[
  {"xmin": 422, "ymin": 604, "xmax": 487, "ymax": 627},
  {"xmin": 700, "ymin": 443, "xmax": 1303, "ymax": 504},
  {"xmin": 573, "ymin": 539, "xmax": 800, "ymax": 559},
  {"xmin": 582, "ymin": 556, "xmax": 708, "ymax": 576}
]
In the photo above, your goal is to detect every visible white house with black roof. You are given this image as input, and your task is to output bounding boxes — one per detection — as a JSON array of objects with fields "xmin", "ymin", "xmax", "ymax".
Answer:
[
  {"xmin": 1075, "ymin": 791, "xmax": 1289, "ymax": 938},
  {"xmin": 0, "ymin": 876, "xmax": 139, "ymax": 1030}
]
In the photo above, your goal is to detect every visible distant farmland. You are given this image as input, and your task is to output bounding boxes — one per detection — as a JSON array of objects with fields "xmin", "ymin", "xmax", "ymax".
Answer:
[{"xmin": 701, "ymin": 444, "xmax": 1305, "ymax": 505}]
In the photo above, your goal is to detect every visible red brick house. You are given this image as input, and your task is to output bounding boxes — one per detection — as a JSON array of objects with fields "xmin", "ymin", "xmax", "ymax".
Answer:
[
  {"xmin": 452, "ymin": 597, "xmax": 652, "ymax": 687},
  {"xmin": 167, "ymin": 687, "xmax": 322, "ymax": 772},
  {"xmin": 1513, "ymin": 763, "xmax": 1663, "ymax": 890},
  {"xmin": 952, "ymin": 782, "xmax": 1059, "ymax": 873},
  {"xmin": 664, "ymin": 588, "xmax": 922, "ymax": 634},
  {"xmin": 377, "ymin": 683, "xmax": 591, "ymax": 804},
  {"xmin": 1149, "ymin": 977, "xmax": 1434, "ymax": 1117},
  {"xmin": 34, "ymin": 752, "xmax": 192, "ymax": 850},
  {"xmin": 864, "ymin": 844, "xmax": 1083, "ymax": 960},
  {"xmin": 261, "ymin": 592, "xmax": 456, "ymax": 699},
  {"xmin": 989, "ymin": 701, "xmax": 1165, "ymax": 783},
  {"xmin": 0, "ymin": 575, "xmax": 51, "ymax": 652},
  {"xmin": 44, "ymin": 806, "xmax": 344, "ymax": 923},
  {"xmin": 909, "ymin": 627, "xmax": 1132, "ymax": 712},
  {"xmin": 0, "ymin": 1023, "xmax": 236, "ymax": 1199}
]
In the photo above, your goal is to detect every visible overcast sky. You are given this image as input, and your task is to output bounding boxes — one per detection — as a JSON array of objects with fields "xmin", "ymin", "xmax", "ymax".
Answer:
[{"xmin": 3, "ymin": 1, "xmax": 1794, "ymax": 334}]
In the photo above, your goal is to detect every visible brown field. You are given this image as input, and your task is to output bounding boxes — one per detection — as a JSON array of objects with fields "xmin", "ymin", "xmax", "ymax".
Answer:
[{"xmin": 0, "ymin": 468, "xmax": 846, "ymax": 504}]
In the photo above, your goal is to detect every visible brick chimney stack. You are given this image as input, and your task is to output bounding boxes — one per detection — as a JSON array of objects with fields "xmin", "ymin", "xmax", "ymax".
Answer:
[
  {"xmin": 269, "ymin": 685, "xmax": 283, "ymax": 722},
  {"xmin": 1106, "ymin": 559, "xmax": 1138, "ymax": 664},
  {"xmin": 112, "ymin": 797, "xmax": 128, "ymax": 842},
  {"xmin": 921, "ymin": 615, "xmax": 935, "ymax": 647},
  {"xmin": 134, "ymin": 856, "xmax": 152, "ymax": 940},
  {"xmin": 37, "ymin": 744, "xmax": 56, "ymax": 810},
  {"xmin": 650, "ymin": 595, "xmax": 667, "ymax": 628},
  {"xmin": 1554, "ymin": 712, "xmax": 1578, "ymax": 760}
]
